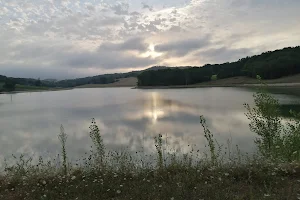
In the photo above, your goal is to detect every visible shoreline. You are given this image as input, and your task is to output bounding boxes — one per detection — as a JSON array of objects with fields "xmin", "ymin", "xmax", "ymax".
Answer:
[
  {"xmin": 0, "ymin": 87, "xmax": 73, "ymax": 94},
  {"xmin": 135, "ymin": 83, "xmax": 300, "ymax": 89},
  {"xmin": 2, "ymin": 83, "xmax": 300, "ymax": 94}
]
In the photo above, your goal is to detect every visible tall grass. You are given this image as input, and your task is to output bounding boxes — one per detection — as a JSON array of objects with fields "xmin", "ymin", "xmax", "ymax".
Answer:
[
  {"xmin": 89, "ymin": 118, "xmax": 105, "ymax": 165},
  {"xmin": 58, "ymin": 125, "xmax": 68, "ymax": 175},
  {"xmin": 154, "ymin": 134, "xmax": 163, "ymax": 169}
]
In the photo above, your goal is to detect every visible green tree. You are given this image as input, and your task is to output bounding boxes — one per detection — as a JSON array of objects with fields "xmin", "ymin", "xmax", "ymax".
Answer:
[
  {"xmin": 3, "ymin": 78, "xmax": 16, "ymax": 91},
  {"xmin": 244, "ymin": 77, "xmax": 300, "ymax": 161},
  {"xmin": 35, "ymin": 79, "xmax": 42, "ymax": 86}
]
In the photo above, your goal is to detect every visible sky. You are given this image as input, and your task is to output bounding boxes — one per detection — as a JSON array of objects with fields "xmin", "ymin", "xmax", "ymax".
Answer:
[{"xmin": 0, "ymin": 0, "xmax": 299, "ymax": 79}]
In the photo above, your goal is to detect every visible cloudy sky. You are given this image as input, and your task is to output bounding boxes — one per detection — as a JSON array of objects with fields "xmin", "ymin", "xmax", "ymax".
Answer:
[{"xmin": 0, "ymin": 0, "xmax": 299, "ymax": 79}]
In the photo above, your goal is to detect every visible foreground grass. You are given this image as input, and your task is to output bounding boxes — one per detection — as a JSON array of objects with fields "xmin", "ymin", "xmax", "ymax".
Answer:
[{"xmin": 1, "ymin": 161, "xmax": 300, "ymax": 200}]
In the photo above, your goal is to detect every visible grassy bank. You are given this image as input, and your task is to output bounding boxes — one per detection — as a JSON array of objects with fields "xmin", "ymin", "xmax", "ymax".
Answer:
[{"xmin": 1, "ymin": 83, "xmax": 300, "ymax": 200}]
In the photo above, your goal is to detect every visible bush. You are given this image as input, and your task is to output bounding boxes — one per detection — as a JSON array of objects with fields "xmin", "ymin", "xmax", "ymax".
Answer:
[{"xmin": 244, "ymin": 79, "xmax": 300, "ymax": 161}]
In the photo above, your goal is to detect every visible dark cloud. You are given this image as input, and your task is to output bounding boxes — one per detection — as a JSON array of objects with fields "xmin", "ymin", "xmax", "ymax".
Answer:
[
  {"xmin": 61, "ymin": 50, "xmax": 158, "ymax": 69},
  {"xmin": 155, "ymin": 36, "xmax": 211, "ymax": 56},
  {"xmin": 142, "ymin": 3, "xmax": 153, "ymax": 11},
  {"xmin": 197, "ymin": 47, "xmax": 253, "ymax": 63},
  {"xmin": 99, "ymin": 37, "xmax": 149, "ymax": 52},
  {"xmin": 111, "ymin": 2, "xmax": 129, "ymax": 15}
]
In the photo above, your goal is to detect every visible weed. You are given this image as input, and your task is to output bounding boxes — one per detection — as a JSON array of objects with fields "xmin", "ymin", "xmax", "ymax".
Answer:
[
  {"xmin": 154, "ymin": 134, "xmax": 163, "ymax": 169},
  {"xmin": 58, "ymin": 125, "xmax": 68, "ymax": 175},
  {"xmin": 89, "ymin": 118, "xmax": 105, "ymax": 164}
]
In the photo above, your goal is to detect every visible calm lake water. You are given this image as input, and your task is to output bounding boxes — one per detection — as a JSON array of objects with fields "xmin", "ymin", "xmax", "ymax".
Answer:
[{"xmin": 0, "ymin": 87, "xmax": 300, "ymax": 162}]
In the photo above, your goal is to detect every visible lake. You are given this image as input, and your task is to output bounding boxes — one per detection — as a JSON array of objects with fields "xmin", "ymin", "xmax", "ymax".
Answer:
[{"xmin": 1, "ymin": 87, "xmax": 300, "ymax": 163}]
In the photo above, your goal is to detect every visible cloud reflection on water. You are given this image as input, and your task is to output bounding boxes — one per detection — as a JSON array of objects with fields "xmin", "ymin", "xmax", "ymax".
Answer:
[{"xmin": 1, "ymin": 87, "xmax": 295, "ymax": 164}]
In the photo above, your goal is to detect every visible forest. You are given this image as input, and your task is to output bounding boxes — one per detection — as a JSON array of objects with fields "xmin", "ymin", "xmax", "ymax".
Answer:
[{"xmin": 137, "ymin": 46, "xmax": 300, "ymax": 86}]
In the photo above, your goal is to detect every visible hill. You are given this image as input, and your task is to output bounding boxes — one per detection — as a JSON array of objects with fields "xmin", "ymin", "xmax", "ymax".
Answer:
[
  {"xmin": 137, "ymin": 46, "xmax": 300, "ymax": 86},
  {"xmin": 76, "ymin": 77, "xmax": 137, "ymax": 88}
]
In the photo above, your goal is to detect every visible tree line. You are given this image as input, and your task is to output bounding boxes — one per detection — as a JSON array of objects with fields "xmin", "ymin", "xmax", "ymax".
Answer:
[
  {"xmin": 0, "ymin": 71, "xmax": 140, "ymax": 91},
  {"xmin": 138, "ymin": 46, "xmax": 300, "ymax": 86}
]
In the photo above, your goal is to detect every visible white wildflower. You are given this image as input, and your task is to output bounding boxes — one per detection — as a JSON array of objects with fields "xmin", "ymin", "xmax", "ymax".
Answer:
[
  {"xmin": 42, "ymin": 180, "xmax": 46, "ymax": 185},
  {"xmin": 71, "ymin": 176, "xmax": 76, "ymax": 180},
  {"xmin": 264, "ymin": 194, "xmax": 270, "ymax": 197},
  {"xmin": 224, "ymin": 173, "xmax": 229, "ymax": 176},
  {"xmin": 116, "ymin": 190, "xmax": 121, "ymax": 194}
]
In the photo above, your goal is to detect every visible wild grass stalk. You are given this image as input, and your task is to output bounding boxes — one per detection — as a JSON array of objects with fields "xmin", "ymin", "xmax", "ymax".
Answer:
[
  {"xmin": 58, "ymin": 125, "xmax": 68, "ymax": 175},
  {"xmin": 89, "ymin": 118, "xmax": 105, "ymax": 165},
  {"xmin": 154, "ymin": 134, "xmax": 163, "ymax": 169}
]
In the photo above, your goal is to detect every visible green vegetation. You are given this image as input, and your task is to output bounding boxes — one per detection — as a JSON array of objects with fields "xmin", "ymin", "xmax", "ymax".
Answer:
[
  {"xmin": 138, "ymin": 46, "xmax": 300, "ymax": 86},
  {"xmin": 211, "ymin": 74, "xmax": 218, "ymax": 81},
  {"xmin": 0, "ymin": 71, "xmax": 140, "ymax": 92},
  {"xmin": 0, "ymin": 82, "xmax": 4, "ymax": 91},
  {"xmin": 54, "ymin": 71, "xmax": 140, "ymax": 88},
  {"xmin": 1, "ymin": 84, "xmax": 300, "ymax": 199},
  {"xmin": 3, "ymin": 78, "xmax": 16, "ymax": 91},
  {"xmin": 14, "ymin": 84, "xmax": 52, "ymax": 91},
  {"xmin": 244, "ymin": 78, "xmax": 300, "ymax": 161}
]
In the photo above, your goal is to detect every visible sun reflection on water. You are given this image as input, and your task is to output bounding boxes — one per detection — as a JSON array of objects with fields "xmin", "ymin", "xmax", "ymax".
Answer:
[{"xmin": 146, "ymin": 92, "xmax": 164, "ymax": 124}]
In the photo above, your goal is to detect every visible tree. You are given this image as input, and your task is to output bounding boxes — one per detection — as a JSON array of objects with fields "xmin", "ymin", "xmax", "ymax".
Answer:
[
  {"xmin": 35, "ymin": 79, "xmax": 41, "ymax": 86},
  {"xmin": 3, "ymin": 78, "xmax": 16, "ymax": 91}
]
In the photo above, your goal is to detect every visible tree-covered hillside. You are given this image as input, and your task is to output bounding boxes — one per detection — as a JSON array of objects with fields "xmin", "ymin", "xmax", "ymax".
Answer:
[
  {"xmin": 138, "ymin": 46, "xmax": 300, "ymax": 86},
  {"xmin": 55, "ymin": 71, "xmax": 140, "ymax": 87},
  {"xmin": 0, "ymin": 71, "xmax": 141, "ymax": 91}
]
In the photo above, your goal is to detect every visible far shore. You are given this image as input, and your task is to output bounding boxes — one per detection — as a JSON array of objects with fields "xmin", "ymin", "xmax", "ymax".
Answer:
[
  {"xmin": 0, "ymin": 87, "xmax": 72, "ymax": 94},
  {"xmin": 2, "ymin": 75, "xmax": 300, "ymax": 94},
  {"xmin": 135, "ymin": 83, "xmax": 300, "ymax": 89}
]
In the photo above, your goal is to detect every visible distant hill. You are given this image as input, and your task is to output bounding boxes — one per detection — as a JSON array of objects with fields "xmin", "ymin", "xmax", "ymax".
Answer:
[
  {"xmin": 144, "ymin": 66, "xmax": 171, "ymax": 71},
  {"xmin": 1, "ymin": 46, "xmax": 300, "ymax": 89},
  {"xmin": 137, "ymin": 46, "xmax": 300, "ymax": 86},
  {"xmin": 0, "ymin": 65, "xmax": 166, "ymax": 90},
  {"xmin": 43, "ymin": 79, "xmax": 57, "ymax": 82},
  {"xmin": 76, "ymin": 77, "xmax": 137, "ymax": 88},
  {"xmin": 0, "ymin": 75, "xmax": 6, "ymax": 82}
]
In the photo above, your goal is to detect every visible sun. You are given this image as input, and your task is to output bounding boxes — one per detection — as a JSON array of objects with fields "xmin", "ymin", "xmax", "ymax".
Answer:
[{"xmin": 141, "ymin": 43, "xmax": 163, "ymax": 58}]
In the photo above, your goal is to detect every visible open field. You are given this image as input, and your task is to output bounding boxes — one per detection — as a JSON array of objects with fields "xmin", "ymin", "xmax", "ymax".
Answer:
[{"xmin": 76, "ymin": 77, "xmax": 137, "ymax": 88}]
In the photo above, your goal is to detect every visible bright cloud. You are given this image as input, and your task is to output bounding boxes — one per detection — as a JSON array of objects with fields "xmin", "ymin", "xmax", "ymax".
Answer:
[{"xmin": 0, "ymin": 0, "xmax": 299, "ymax": 79}]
